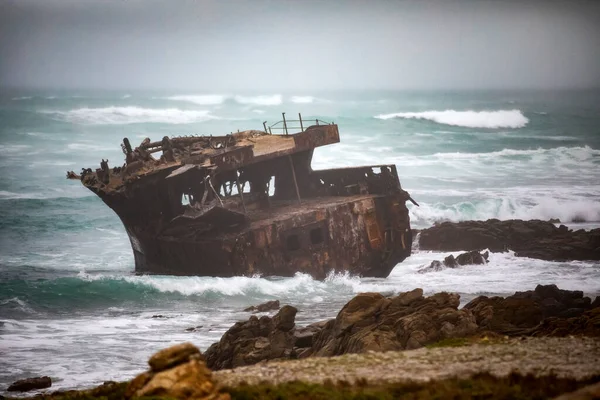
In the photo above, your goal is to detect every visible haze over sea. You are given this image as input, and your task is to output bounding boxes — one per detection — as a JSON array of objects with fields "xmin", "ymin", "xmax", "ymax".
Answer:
[{"xmin": 1, "ymin": 89, "xmax": 600, "ymax": 392}]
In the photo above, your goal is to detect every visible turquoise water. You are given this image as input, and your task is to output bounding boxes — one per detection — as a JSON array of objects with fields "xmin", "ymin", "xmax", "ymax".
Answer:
[{"xmin": 1, "ymin": 89, "xmax": 599, "ymax": 392}]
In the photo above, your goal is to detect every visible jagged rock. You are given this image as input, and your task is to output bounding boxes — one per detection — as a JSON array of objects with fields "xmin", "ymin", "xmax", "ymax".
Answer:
[
  {"xmin": 418, "ymin": 219, "xmax": 600, "ymax": 261},
  {"xmin": 244, "ymin": 300, "xmax": 280, "ymax": 313},
  {"xmin": 420, "ymin": 250, "xmax": 489, "ymax": 273},
  {"xmin": 530, "ymin": 307, "xmax": 600, "ymax": 337},
  {"xmin": 464, "ymin": 284, "xmax": 597, "ymax": 335},
  {"xmin": 455, "ymin": 250, "xmax": 489, "ymax": 265},
  {"xmin": 293, "ymin": 320, "xmax": 331, "ymax": 348},
  {"xmin": 273, "ymin": 305, "xmax": 297, "ymax": 331},
  {"xmin": 126, "ymin": 343, "xmax": 229, "ymax": 400},
  {"xmin": 311, "ymin": 289, "xmax": 478, "ymax": 356},
  {"xmin": 148, "ymin": 342, "xmax": 202, "ymax": 372},
  {"xmin": 204, "ymin": 306, "xmax": 298, "ymax": 370},
  {"xmin": 7, "ymin": 376, "xmax": 52, "ymax": 392},
  {"xmin": 185, "ymin": 325, "xmax": 204, "ymax": 332}
]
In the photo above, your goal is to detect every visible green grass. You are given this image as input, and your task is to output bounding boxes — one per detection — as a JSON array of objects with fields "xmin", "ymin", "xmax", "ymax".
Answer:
[
  {"xmin": 226, "ymin": 372, "xmax": 600, "ymax": 400},
  {"xmin": 8, "ymin": 373, "xmax": 599, "ymax": 400},
  {"xmin": 425, "ymin": 337, "xmax": 470, "ymax": 348}
]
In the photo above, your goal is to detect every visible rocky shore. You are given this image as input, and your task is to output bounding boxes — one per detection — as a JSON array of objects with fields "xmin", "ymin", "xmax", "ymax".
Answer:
[
  {"xmin": 203, "ymin": 284, "xmax": 599, "ymax": 370},
  {"xmin": 415, "ymin": 219, "xmax": 600, "ymax": 261},
  {"xmin": 6, "ymin": 284, "xmax": 600, "ymax": 399},
  {"xmin": 4, "ymin": 218, "xmax": 599, "ymax": 399}
]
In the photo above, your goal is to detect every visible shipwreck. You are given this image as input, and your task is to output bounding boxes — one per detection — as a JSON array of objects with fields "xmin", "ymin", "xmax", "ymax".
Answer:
[{"xmin": 68, "ymin": 114, "xmax": 417, "ymax": 279}]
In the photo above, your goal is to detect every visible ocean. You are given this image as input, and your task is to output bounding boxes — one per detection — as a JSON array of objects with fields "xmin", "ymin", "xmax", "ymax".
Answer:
[{"xmin": 1, "ymin": 89, "xmax": 599, "ymax": 393}]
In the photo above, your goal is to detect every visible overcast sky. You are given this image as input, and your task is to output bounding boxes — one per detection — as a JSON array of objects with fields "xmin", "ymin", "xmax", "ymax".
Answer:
[{"xmin": 1, "ymin": 0, "xmax": 599, "ymax": 91}]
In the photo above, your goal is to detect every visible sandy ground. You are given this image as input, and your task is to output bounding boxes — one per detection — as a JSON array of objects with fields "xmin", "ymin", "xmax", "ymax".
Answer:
[{"xmin": 214, "ymin": 337, "xmax": 600, "ymax": 387}]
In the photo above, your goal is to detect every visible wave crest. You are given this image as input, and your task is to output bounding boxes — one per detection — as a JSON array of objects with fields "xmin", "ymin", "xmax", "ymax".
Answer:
[
  {"xmin": 410, "ymin": 197, "xmax": 600, "ymax": 228},
  {"xmin": 41, "ymin": 107, "xmax": 218, "ymax": 125},
  {"xmin": 234, "ymin": 94, "xmax": 282, "ymax": 106},
  {"xmin": 375, "ymin": 109, "xmax": 529, "ymax": 129}
]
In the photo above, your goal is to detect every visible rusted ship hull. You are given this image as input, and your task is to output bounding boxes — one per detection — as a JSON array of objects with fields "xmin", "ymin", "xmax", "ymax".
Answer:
[
  {"xmin": 73, "ymin": 120, "xmax": 415, "ymax": 279},
  {"xmin": 113, "ymin": 194, "xmax": 411, "ymax": 279}
]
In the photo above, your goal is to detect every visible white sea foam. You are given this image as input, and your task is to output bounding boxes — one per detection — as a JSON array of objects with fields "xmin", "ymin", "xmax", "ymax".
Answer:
[
  {"xmin": 409, "ymin": 197, "xmax": 600, "ymax": 227},
  {"xmin": 11, "ymin": 96, "xmax": 33, "ymax": 100},
  {"xmin": 391, "ymin": 146, "xmax": 600, "ymax": 172},
  {"xmin": 41, "ymin": 107, "xmax": 219, "ymax": 125},
  {"xmin": 165, "ymin": 94, "xmax": 228, "ymax": 105},
  {"xmin": 375, "ymin": 109, "xmax": 529, "ymax": 128},
  {"xmin": 392, "ymin": 250, "xmax": 600, "ymax": 297},
  {"xmin": 234, "ymin": 94, "xmax": 282, "ymax": 106},
  {"xmin": 122, "ymin": 94, "xmax": 131, "ymax": 99}
]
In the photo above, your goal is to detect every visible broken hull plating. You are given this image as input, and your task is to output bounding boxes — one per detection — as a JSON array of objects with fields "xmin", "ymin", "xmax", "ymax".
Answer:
[
  {"xmin": 76, "ymin": 123, "xmax": 415, "ymax": 279},
  {"xmin": 103, "ymin": 193, "xmax": 412, "ymax": 279}
]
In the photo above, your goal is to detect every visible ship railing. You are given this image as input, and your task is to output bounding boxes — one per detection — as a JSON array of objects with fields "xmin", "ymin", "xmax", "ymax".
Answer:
[{"xmin": 263, "ymin": 113, "xmax": 333, "ymax": 135}]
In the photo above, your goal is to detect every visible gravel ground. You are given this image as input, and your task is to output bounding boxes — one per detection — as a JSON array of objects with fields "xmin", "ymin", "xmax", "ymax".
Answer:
[{"xmin": 214, "ymin": 337, "xmax": 600, "ymax": 387}]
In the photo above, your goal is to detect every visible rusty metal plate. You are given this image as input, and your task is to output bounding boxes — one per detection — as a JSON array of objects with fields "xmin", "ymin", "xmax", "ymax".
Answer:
[{"xmin": 364, "ymin": 211, "xmax": 383, "ymax": 250}]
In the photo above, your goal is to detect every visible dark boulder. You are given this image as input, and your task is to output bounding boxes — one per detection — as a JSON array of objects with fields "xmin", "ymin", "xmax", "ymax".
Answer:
[
  {"xmin": 529, "ymin": 307, "xmax": 600, "ymax": 337},
  {"xmin": 7, "ymin": 376, "xmax": 52, "ymax": 392},
  {"xmin": 204, "ymin": 290, "xmax": 479, "ymax": 368},
  {"xmin": 203, "ymin": 306, "xmax": 298, "ymax": 370},
  {"xmin": 464, "ymin": 284, "xmax": 596, "ymax": 335},
  {"xmin": 311, "ymin": 289, "xmax": 478, "ymax": 356},
  {"xmin": 418, "ymin": 219, "xmax": 600, "ymax": 262},
  {"xmin": 419, "ymin": 250, "xmax": 488, "ymax": 273},
  {"xmin": 243, "ymin": 300, "xmax": 280, "ymax": 313}
]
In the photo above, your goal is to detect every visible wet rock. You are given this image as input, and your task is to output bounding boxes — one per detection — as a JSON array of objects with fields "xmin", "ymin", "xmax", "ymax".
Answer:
[
  {"xmin": 464, "ymin": 284, "xmax": 597, "ymax": 335},
  {"xmin": 148, "ymin": 342, "xmax": 202, "ymax": 372},
  {"xmin": 244, "ymin": 300, "xmax": 280, "ymax": 313},
  {"xmin": 152, "ymin": 314, "xmax": 166, "ymax": 319},
  {"xmin": 126, "ymin": 343, "xmax": 229, "ymax": 400},
  {"xmin": 204, "ymin": 306, "xmax": 298, "ymax": 370},
  {"xmin": 7, "ymin": 376, "xmax": 52, "ymax": 392},
  {"xmin": 418, "ymin": 219, "xmax": 600, "ymax": 261},
  {"xmin": 293, "ymin": 320, "xmax": 330, "ymax": 348},
  {"xmin": 135, "ymin": 359, "xmax": 223, "ymax": 399},
  {"xmin": 311, "ymin": 289, "xmax": 477, "ymax": 356},
  {"xmin": 531, "ymin": 307, "xmax": 600, "ymax": 337},
  {"xmin": 419, "ymin": 250, "xmax": 488, "ymax": 273},
  {"xmin": 273, "ymin": 305, "xmax": 297, "ymax": 331}
]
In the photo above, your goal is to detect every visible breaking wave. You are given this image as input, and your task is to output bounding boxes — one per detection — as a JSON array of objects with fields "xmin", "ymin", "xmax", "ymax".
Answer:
[
  {"xmin": 40, "ymin": 107, "xmax": 218, "ymax": 125},
  {"xmin": 233, "ymin": 94, "xmax": 282, "ymax": 106},
  {"xmin": 409, "ymin": 197, "xmax": 600, "ymax": 228},
  {"xmin": 0, "ymin": 271, "xmax": 396, "ymax": 316},
  {"xmin": 375, "ymin": 109, "xmax": 529, "ymax": 128},
  {"xmin": 392, "ymin": 146, "xmax": 600, "ymax": 170}
]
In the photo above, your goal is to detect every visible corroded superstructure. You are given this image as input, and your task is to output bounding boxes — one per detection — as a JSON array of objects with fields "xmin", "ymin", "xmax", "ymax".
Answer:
[{"xmin": 68, "ymin": 116, "xmax": 416, "ymax": 279}]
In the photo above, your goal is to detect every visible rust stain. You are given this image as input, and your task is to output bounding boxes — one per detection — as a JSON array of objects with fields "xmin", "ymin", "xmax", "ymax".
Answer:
[{"xmin": 67, "ymin": 119, "xmax": 415, "ymax": 279}]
